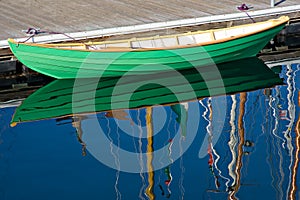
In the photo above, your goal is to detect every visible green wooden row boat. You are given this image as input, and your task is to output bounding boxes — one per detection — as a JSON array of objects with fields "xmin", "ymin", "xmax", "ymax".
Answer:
[
  {"xmin": 11, "ymin": 57, "xmax": 283, "ymax": 126},
  {"xmin": 8, "ymin": 16, "xmax": 289, "ymax": 79}
]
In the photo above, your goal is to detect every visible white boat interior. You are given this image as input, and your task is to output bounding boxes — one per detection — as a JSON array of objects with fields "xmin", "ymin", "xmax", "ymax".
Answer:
[{"xmin": 42, "ymin": 17, "xmax": 288, "ymax": 50}]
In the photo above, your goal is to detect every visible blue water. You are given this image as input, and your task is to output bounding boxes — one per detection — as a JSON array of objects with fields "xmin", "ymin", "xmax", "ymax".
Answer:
[{"xmin": 0, "ymin": 61, "xmax": 299, "ymax": 200}]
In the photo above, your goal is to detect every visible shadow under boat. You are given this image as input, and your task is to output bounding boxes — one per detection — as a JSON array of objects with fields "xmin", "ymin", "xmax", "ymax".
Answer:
[{"xmin": 11, "ymin": 57, "xmax": 283, "ymax": 125}]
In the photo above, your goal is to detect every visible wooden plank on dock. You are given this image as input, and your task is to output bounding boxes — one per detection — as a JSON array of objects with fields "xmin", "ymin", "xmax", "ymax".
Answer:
[{"xmin": 0, "ymin": 0, "xmax": 299, "ymax": 43}]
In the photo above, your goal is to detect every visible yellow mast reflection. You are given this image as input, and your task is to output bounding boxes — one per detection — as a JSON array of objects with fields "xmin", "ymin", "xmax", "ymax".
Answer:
[
  {"xmin": 228, "ymin": 92, "xmax": 246, "ymax": 200},
  {"xmin": 289, "ymin": 114, "xmax": 299, "ymax": 200},
  {"xmin": 145, "ymin": 107, "xmax": 155, "ymax": 200}
]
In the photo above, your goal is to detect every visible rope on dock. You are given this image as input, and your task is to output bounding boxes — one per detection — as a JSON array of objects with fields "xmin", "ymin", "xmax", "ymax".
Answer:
[
  {"xmin": 19, "ymin": 28, "xmax": 98, "ymax": 49},
  {"xmin": 237, "ymin": 4, "xmax": 256, "ymax": 23},
  {"xmin": 22, "ymin": 27, "xmax": 77, "ymax": 43}
]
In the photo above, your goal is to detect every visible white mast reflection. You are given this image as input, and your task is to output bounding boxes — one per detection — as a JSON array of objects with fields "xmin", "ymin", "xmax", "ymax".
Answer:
[
  {"xmin": 178, "ymin": 134, "xmax": 185, "ymax": 200},
  {"xmin": 284, "ymin": 64, "xmax": 296, "ymax": 200},
  {"xmin": 268, "ymin": 87, "xmax": 284, "ymax": 199},
  {"xmin": 137, "ymin": 109, "xmax": 146, "ymax": 200},
  {"xmin": 106, "ymin": 115, "xmax": 122, "ymax": 200},
  {"xmin": 227, "ymin": 95, "xmax": 238, "ymax": 193},
  {"xmin": 179, "ymin": 103, "xmax": 188, "ymax": 200},
  {"xmin": 270, "ymin": 87, "xmax": 286, "ymax": 145},
  {"xmin": 210, "ymin": 98, "xmax": 230, "ymax": 189},
  {"xmin": 200, "ymin": 97, "xmax": 228, "ymax": 192}
]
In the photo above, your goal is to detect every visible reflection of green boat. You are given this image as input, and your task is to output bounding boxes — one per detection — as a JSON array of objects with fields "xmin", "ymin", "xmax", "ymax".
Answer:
[
  {"xmin": 11, "ymin": 58, "xmax": 283, "ymax": 125},
  {"xmin": 8, "ymin": 17, "xmax": 289, "ymax": 79}
]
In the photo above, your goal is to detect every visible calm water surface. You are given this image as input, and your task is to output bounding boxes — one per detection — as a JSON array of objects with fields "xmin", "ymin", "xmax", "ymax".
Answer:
[{"xmin": 0, "ymin": 59, "xmax": 299, "ymax": 200}]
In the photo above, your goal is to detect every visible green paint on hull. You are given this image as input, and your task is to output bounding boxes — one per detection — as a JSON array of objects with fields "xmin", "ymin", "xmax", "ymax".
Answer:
[{"xmin": 8, "ymin": 24, "xmax": 286, "ymax": 79}]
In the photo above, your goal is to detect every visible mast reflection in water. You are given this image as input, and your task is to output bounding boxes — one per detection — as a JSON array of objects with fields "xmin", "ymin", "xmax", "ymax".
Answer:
[{"xmin": 0, "ymin": 58, "xmax": 299, "ymax": 200}]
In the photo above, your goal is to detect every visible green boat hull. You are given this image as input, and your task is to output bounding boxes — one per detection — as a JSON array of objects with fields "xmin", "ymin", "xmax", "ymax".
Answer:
[
  {"xmin": 8, "ymin": 24, "xmax": 285, "ymax": 79},
  {"xmin": 11, "ymin": 57, "xmax": 283, "ymax": 124}
]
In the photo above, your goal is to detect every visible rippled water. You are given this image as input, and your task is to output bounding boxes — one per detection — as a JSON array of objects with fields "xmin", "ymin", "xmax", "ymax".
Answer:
[{"xmin": 0, "ymin": 58, "xmax": 299, "ymax": 200}]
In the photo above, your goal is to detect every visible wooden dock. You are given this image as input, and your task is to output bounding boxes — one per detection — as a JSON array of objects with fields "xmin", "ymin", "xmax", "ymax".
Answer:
[{"xmin": 0, "ymin": 0, "xmax": 299, "ymax": 43}]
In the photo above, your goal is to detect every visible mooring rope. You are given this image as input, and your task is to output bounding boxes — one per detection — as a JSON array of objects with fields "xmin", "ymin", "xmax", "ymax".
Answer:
[
  {"xmin": 22, "ymin": 27, "xmax": 77, "ymax": 42},
  {"xmin": 237, "ymin": 4, "xmax": 256, "ymax": 23},
  {"xmin": 20, "ymin": 27, "xmax": 97, "ymax": 49}
]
